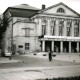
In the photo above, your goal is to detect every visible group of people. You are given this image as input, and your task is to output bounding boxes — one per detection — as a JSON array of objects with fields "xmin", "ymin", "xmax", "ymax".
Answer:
[{"xmin": 48, "ymin": 50, "xmax": 53, "ymax": 61}]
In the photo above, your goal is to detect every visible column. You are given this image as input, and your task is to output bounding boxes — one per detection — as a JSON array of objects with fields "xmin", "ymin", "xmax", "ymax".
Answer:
[
  {"xmin": 71, "ymin": 21, "xmax": 74, "ymax": 37},
  {"xmin": 77, "ymin": 42, "xmax": 79, "ymax": 52},
  {"xmin": 47, "ymin": 17, "xmax": 50, "ymax": 35},
  {"xmin": 63, "ymin": 20, "xmax": 67, "ymax": 36},
  {"xmin": 55, "ymin": 20, "xmax": 59, "ymax": 36},
  {"xmin": 60, "ymin": 41, "xmax": 63, "ymax": 53},
  {"xmin": 52, "ymin": 41, "xmax": 54, "ymax": 52},
  {"xmin": 69, "ymin": 41, "xmax": 71, "ymax": 53},
  {"xmin": 42, "ymin": 40, "xmax": 45, "ymax": 51}
]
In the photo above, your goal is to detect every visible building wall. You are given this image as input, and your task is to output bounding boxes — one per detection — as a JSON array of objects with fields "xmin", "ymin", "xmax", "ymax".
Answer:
[
  {"xmin": 32, "ymin": 16, "xmax": 80, "ymax": 37},
  {"xmin": 2, "ymin": 3, "xmax": 80, "ymax": 53},
  {"xmin": 12, "ymin": 17, "xmax": 41, "ymax": 53}
]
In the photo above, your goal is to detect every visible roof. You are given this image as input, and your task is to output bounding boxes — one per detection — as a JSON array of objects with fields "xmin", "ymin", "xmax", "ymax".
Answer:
[
  {"xmin": 10, "ymin": 4, "xmax": 40, "ymax": 10},
  {"xmin": 3, "ymin": 4, "xmax": 40, "ymax": 18},
  {"xmin": 38, "ymin": 2, "xmax": 80, "ymax": 17},
  {"xmin": 9, "ymin": 9, "xmax": 39, "ymax": 18}
]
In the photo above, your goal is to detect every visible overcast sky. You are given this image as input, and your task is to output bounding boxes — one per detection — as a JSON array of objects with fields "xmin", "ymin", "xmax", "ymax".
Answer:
[{"xmin": 0, "ymin": 0, "xmax": 80, "ymax": 14}]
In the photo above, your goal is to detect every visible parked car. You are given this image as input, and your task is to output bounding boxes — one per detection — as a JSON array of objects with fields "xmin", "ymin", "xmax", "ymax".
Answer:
[{"xmin": 5, "ymin": 52, "xmax": 12, "ymax": 57}]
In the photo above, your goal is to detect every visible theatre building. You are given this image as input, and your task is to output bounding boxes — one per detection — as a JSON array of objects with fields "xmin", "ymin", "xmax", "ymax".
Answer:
[{"xmin": 2, "ymin": 2, "xmax": 80, "ymax": 54}]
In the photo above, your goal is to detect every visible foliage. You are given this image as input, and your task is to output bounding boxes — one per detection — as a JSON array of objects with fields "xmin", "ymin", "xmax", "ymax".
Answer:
[{"xmin": 38, "ymin": 76, "xmax": 80, "ymax": 80}]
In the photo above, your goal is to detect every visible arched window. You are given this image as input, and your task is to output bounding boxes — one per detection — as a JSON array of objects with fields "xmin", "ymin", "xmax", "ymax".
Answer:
[{"xmin": 57, "ymin": 8, "xmax": 65, "ymax": 13}]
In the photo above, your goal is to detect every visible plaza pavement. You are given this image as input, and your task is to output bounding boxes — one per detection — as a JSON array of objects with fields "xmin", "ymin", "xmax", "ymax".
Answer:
[
  {"xmin": 0, "ymin": 57, "xmax": 20, "ymax": 63},
  {"xmin": 25, "ymin": 52, "xmax": 80, "ymax": 63},
  {"xmin": 0, "ymin": 52, "xmax": 80, "ymax": 80}
]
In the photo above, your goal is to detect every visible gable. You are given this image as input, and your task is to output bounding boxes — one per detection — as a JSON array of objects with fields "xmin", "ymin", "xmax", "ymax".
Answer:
[{"xmin": 40, "ymin": 3, "xmax": 80, "ymax": 17}]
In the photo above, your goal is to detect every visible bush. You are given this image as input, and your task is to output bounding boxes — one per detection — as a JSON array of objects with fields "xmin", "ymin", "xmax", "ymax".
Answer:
[
  {"xmin": 17, "ymin": 51, "xmax": 24, "ymax": 55},
  {"xmin": 43, "ymin": 54, "xmax": 47, "ymax": 56},
  {"xmin": 38, "ymin": 76, "xmax": 80, "ymax": 80},
  {"xmin": 33, "ymin": 53, "xmax": 37, "ymax": 55},
  {"xmin": 52, "ymin": 54, "xmax": 56, "ymax": 57}
]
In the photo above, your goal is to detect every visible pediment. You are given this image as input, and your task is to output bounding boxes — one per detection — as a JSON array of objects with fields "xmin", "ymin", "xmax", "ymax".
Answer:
[{"xmin": 39, "ymin": 2, "xmax": 80, "ymax": 17}]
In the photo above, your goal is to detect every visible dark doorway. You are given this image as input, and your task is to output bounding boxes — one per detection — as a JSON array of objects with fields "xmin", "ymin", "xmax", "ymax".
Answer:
[
  {"xmin": 63, "ymin": 41, "xmax": 69, "ymax": 52},
  {"xmin": 79, "ymin": 42, "xmax": 80, "ymax": 52},
  {"xmin": 54, "ymin": 41, "xmax": 60, "ymax": 52},
  {"xmin": 45, "ymin": 41, "xmax": 51, "ymax": 52},
  {"xmin": 71, "ymin": 42, "xmax": 77, "ymax": 52}
]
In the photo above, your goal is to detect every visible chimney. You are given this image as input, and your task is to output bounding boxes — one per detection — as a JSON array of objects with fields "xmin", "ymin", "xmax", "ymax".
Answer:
[{"xmin": 42, "ymin": 4, "xmax": 45, "ymax": 10}]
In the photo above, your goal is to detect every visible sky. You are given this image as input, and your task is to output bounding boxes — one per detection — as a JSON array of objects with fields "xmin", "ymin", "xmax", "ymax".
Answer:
[{"xmin": 0, "ymin": 0, "xmax": 80, "ymax": 14}]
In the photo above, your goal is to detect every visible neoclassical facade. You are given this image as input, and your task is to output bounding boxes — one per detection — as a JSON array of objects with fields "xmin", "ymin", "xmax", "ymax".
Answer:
[{"xmin": 2, "ymin": 2, "xmax": 80, "ymax": 53}]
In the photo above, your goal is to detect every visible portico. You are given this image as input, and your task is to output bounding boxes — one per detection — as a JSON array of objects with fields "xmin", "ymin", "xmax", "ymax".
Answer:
[{"xmin": 41, "ymin": 36, "xmax": 80, "ymax": 53}]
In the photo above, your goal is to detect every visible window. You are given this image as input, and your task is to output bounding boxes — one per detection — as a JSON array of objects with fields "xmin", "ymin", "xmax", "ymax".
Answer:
[
  {"xmin": 74, "ymin": 27, "xmax": 79, "ymax": 37},
  {"xmin": 57, "ymin": 8, "xmax": 65, "ymax": 13},
  {"xmin": 59, "ymin": 26, "xmax": 63, "ymax": 36},
  {"xmin": 50, "ymin": 20, "xmax": 55, "ymax": 35},
  {"xmin": 67, "ymin": 27, "xmax": 71, "ymax": 36},
  {"xmin": 74, "ymin": 22, "xmax": 79, "ymax": 37},
  {"xmin": 42, "ymin": 25, "xmax": 46, "ymax": 35},
  {"xmin": 59, "ymin": 21, "xmax": 64, "ymax": 36},
  {"xmin": 25, "ymin": 28, "xmax": 30, "ymax": 37},
  {"xmin": 18, "ymin": 45, "xmax": 23, "ymax": 48},
  {"xmin": 25, "ymin": 43, "xmax": 30, "ymax": 50},
  {"xmin": 66, "ymin": 21, "xmax": 71, "ymax": 36},
  {"xmin": 51, "ymin": 26, "xmax": 55, "ymax": 35}
]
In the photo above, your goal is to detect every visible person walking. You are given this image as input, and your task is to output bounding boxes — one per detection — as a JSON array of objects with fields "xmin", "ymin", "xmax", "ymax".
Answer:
[{"xmin": 48, "ymin": 50, "xmax": 52, "ymax": 61}]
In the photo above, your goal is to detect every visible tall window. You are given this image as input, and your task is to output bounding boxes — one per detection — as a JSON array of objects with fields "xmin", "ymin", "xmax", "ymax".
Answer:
[
  {"xmin": 50, "ymin": 20, "xmax": 55, "ymax": 35},
  {"xmin": 51, "ymin": 26, "xmax": 55, "ymax": 35},
  {"xmin": 25, "ymin": 43, "xmax": 30, "ymax": 50},
  {"xmin": 25, "ymin": 28, "xmax": 30, "ymax": 37},
  {"xmin": 74, "ymin": 27, "xmax": 79, "ymax": 37},
  {"xmin": 74, "ymin": 22, "xmax": 79, "ymax": 37},
  {"xmin": 42, "ymin": 25, "xmax": 46, "ymax": 35},
  {"xmin": 59, "ymin": 26, "xmax": 63, "ymax": 36},
  {"xmin": 59, "ymin": 21, "xmax": 64, "ymax": 36},
  {"xmin": 57, "ymin": 8, "xmax": 65, "ymax": 13},
  {"xmin": 67, "ymin": 27, "xmax": 71, "ymax": 36},
  {"xmin": 66, "ymin": 21, "xmax": 71, "ymax": 36}
]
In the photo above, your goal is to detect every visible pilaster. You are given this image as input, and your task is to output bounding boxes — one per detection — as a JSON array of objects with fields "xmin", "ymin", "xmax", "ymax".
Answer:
[
  {"xmin": 71, "ymin": 21, "xmax": 74, "ymax": 37},
  {"xmin": 55, "ymin": 20, "xmax": 59, "ymax": 36},
  {"xmin": 47, "ymin": 17, "xmax": 51, "ymax": 35},
  {"xmin": 63, "ymin": 20, "xmax": 67, "ymax": 36},
  {"xmin": 38, "ymin": 17, "xmax": 42, "ymax": 36}
]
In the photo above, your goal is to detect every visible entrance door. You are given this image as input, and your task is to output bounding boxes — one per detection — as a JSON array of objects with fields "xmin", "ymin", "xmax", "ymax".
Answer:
[
  {"xmin": 45, "ymin": 41, "xmax": 51, "ymax": 52},
  {"xmin": 54, "ymin": 41, "xmax": 60, "ymax": 52},
  {"xmin": 63, "ymin": 42, "xmax": 69, "ymax": 52},
  {"xmin": 71, "ymin": 42, "xmax": 77, "ymax": 52}
]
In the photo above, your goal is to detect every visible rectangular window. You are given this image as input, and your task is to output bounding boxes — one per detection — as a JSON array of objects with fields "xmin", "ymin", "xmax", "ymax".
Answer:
[
  {"xmin": 51, "ymin": 26, "xmax": 55, "ymax": 35},
  {"xmin": 67, "ymin": 27, "xmax": 70, "ymax": 36},
  {"xmin": 74, "ymin": 27, "xmax": 79, "ymax": 37},
  {"xmin": 25, "ymin": 43, "xmax": 30, "ymax": 50},
  {"xmin": 42, "ymin": 25, "xmax": 46, "ymax": 35},
  {"xmin": 59, "ymin": 26, "xmax": 63, "ymax": 36},
  {"xmin": 25, "ymin": 28, "xmax": 30, "ymax": 37},
  {"xmin": 18, "ymin": 45, "xmax": 23, "ymax": 48}
]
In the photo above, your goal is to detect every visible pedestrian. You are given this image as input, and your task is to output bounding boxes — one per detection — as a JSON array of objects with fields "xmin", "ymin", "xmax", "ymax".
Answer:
[{"xmin": 48, "ymin": 50, "xmax": 52, "ymax": 61}]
